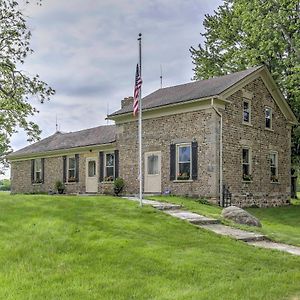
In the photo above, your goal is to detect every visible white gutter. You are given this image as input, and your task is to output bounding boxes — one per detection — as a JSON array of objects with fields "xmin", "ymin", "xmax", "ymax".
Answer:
[{"xmin": 211, "ymin": 98, "xmax": 223, "ymax": 207}]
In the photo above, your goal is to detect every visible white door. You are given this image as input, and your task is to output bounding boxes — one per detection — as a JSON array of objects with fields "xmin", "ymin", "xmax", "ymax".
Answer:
[
  {"xmin": 86, "ymin": 158, "xmax": 98, "ymax": 193},
  {"xmin": 144, "ymin": 151, "xmax": 161, "ymax": 193}
]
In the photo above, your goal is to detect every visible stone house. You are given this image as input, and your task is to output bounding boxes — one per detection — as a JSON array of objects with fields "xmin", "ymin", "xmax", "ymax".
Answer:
[{"xmin": 7, "ymin": 66, "xmax": 298, "ymax": 207}]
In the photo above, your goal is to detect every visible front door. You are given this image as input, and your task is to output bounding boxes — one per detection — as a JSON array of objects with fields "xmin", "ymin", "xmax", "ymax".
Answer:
[
  {"xmin": 144, "ymin": 151, "xmax": 161, "ymax": 193},
  {"xmin": 86, "ymin": 158, "xmax": 98, "ymax": 193}
]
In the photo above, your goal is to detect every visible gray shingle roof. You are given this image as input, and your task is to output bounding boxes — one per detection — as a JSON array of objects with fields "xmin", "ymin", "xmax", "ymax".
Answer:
[
  {"xmin": 109, "ymin": 66, "xmax": 263, "ymax": 117},
  {"xmin": 8, "ymin": 125, "xmax": 116, "ymax": 158}
]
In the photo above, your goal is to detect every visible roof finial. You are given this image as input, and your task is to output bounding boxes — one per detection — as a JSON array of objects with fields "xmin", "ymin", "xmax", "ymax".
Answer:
[
  {"xmin": 160, "ymin": 64, "xmax": 163, "ymax": 89},
  {"xmin": 55, "ymin": 114, "xmax": 58, "ymax": 132}
]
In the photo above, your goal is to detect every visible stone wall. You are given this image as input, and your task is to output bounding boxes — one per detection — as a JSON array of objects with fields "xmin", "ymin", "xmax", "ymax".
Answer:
[
  {"xmin": 116, "ymin": 108, "xmax": 220, "ymax": 198},
  {"xmin": 222, "ymin": 78, "xmax": 291, "ymax": 207},
  {"xmin": 11, "ymin": 156, "xmax": 82, "ymax": 194},
  {"xmin": 10, "ymin": 152, "xmax": 114, "ymax": 194}
]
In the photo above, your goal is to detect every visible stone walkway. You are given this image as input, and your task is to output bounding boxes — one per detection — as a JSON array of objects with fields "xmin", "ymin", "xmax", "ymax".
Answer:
[{"xmin": 123, "ymin": 196, "xmax": 300, "ymax": 256}]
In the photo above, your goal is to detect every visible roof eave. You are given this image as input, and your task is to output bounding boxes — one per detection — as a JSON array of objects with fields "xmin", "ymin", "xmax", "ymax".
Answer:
[
  {"xmin": 7, "ymin": 141, "xmax": 116, "ymax": 161},
  {"xmin": 108, "ymin": 96, "xmax": 231, "ymax": 121}
]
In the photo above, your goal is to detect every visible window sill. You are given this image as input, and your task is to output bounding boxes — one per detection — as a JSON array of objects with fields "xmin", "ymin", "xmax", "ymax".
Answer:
[
  {"xmin": 101, "ymin": 181, "xmax": 114, "ymax": 184},
  {"xmin": 242, "ymin": 180, "xmax": 253, "ymax": 183},
  {"xmin": 173, "ymin": 180, "xmax": 194, "ymax": 183},
  {"xmin": 242, "ymin": 122, "xmax": 253, "ymax": 127},
  {"xmin": 265, "ymin": 128, "xmax": 274, "ymax": 132},
  {"xmin": 32, "ymin": 183, "xmax": 43, "ymax": 186},
  {"xmin": 65, "ymin": 182, "xmax": 78, "ymax": 185},
  {"xmin": 271, "ymin": 181, "xmax": 280, "ymax": 184}
]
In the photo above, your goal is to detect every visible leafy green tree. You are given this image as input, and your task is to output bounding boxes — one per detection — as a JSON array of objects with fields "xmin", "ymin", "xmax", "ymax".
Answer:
[
  {"xmin": 0, "ymin": 0, "xmax": 55, "ymax": 173},
  {"xmin": 0, "ymin": 179, "xmax": 10, "ymax": 191},
  {"xmin": 190, "ymin": 0, "xmax": 299, "ymax": 162}
]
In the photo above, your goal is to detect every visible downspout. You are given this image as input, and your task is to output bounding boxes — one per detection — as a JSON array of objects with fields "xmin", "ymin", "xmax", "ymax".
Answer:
[{"xmin": 211, "ymin": 98, "xmax": 223, "ymax": 207}]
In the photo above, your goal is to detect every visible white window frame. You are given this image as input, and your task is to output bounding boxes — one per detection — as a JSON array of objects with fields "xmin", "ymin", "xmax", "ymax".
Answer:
[
  {"xmin": 67, "ymin": 156, "xmax": 76, "ymax": 182},
  {"xmin": 242, "ymin": 99, "xmax": 251, "ymax": 124},
  {"xmin": 242, "ymin": 147, "xmax": 252, "ymax": 181},
  {"xmin": 104, "ymin": 152, "xmax": 115, "ymax": 181},
  {"xmin": 270, "ymin": 151, "xmax": 278, "ymax": 182},
  {"xmin": 34, "ymin": 158, "xmax": 42, "ymax": 183},
  {"xmin": 176, "ymin": 143, "xmax": 192, "ymax": 181},
  {"xmin": 265, "ymin": 107, "xmax": 273, "ymax": 130}
]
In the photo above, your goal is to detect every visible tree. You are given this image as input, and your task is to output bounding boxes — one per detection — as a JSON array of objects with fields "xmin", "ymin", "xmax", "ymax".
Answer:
[
  {"xmin": 0, "ymin": 178, "xmax": 10, "ymax": 191},
  {"xmin": 190, "ymin": 0, "xmax": 300, "ymax": 163},
  {"xmin": 0, "ymin": 0, "xmax": 55, "ymax": 173}
]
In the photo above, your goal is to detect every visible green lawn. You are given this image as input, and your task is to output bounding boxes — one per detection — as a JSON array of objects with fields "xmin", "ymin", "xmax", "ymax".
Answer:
[{"xmin": 0, "ymin": 194, "xmax": 299, "ymax": 299}]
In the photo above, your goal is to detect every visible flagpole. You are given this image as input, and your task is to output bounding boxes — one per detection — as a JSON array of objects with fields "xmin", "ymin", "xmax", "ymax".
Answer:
[{"xmin": 138, "ymin": 33, "xmax": 143, "ymax": 207}]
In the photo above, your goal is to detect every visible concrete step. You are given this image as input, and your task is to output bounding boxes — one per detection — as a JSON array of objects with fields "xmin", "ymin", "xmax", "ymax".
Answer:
[
  {"xmin": 199, "ymin": 224, "xmax": 266, "ymax": 242},
  {"xmin": 164, "ymin": 210, "xmax": 220, "ymax": 225},
  {"xmin": 248, "ymin": 240, "xmax": 300, "ymax": 256},
  {"xmin": 152, "ymin": 204, "xmax": 182, "ymax": 210}
]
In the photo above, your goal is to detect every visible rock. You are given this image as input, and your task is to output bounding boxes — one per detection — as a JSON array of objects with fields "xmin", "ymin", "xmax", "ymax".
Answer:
[{"xmin": 222, "ymin": 206, "xmax": 262, "ymax": 227}]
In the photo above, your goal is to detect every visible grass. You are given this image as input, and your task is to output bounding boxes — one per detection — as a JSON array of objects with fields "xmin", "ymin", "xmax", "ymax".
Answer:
[
  {"xmin": 0, "ymin": 194, "xmax": 299, "ymax": 299},
  {"xmin": 149, "ymin": 195, "xmax": 300, "ymax": 247}
]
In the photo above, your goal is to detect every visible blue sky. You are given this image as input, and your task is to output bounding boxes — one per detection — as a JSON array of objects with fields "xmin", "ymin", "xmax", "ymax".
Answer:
[{"xmin": 3, "ymin": 0, "xmax": 223, "ymax": 179}]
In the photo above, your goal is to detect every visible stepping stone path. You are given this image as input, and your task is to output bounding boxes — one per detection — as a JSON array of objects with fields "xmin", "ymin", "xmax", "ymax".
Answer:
[{"xmin": 123, "ymin": 196, "xmax": 300, "ymax": 256}]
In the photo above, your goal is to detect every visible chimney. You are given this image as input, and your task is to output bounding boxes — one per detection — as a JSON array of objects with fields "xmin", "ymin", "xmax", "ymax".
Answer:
[{"xmin": 121, "ymin": 96, "xmax": 134, "ymax": 109}]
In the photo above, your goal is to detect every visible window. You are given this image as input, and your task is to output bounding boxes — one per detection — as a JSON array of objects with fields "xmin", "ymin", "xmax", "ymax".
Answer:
[
  {"xmin": 147, "ymin": 155, "xmax": 159, "ymax": 175},
  {"xmin": 104, "ymin": 153, "xmax": 115, "ymax": 181},
  {"xmin": 243, "ymin": 99, "xmax": 251, "ymax": 123},
  {"xmin": 270, "ymin": 152, "xmax": 278, "ymax": 182},
  {"xmin": 265, "ymin": 107, "xmax": 272, "ymax": 129},
  {"xmin": 34, "ymin": 158, "xmax": 42, "ymax": 183},
  {"xmin": 88, "ymin": 160, "xmax": 96, "ymax": 177},
  {"xmin": 68, "ymin": 156, "xmax": 76, "ymax": 182},
  {"xmin": 242, "ymin": 148, "xmax": 252, "ymax": 181},
  {"xmin": 177, "ymin": 144, "xmax": 191, "ymax": 180}
]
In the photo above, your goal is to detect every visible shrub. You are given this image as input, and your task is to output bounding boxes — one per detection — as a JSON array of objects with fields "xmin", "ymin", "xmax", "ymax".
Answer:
[
  {"xmin": 55, "ymin": 180, "xmax": 65, "ymax": 194},
  {"xmin": 113, "ymin": 177, "xmax": 124, "ymax": 196}
]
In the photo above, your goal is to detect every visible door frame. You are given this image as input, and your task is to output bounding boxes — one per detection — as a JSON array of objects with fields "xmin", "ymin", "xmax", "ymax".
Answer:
[{"xmin": 85, "ymin": 157, "xmax": 98, "ymax": 193}]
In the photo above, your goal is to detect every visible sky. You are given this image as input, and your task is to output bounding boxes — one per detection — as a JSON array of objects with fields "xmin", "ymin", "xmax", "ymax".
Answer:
[{"xmin": 3, "ymin": 0, "xmax": 223, "ymax": 179}]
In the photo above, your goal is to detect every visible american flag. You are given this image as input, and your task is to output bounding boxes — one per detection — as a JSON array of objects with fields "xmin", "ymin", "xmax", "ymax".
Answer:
[{"xmin": 133, "ymin": 64, "xmax": 142, "ymax": 116}]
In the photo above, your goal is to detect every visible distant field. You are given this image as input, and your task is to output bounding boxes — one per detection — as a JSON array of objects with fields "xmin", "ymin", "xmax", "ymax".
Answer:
[{"xmin": 0, "ymin": 194, "xmax": 299, "ymax": 299}]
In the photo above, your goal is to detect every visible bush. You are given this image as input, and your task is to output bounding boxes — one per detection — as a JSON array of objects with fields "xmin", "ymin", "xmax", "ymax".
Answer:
[
  {"xmin": 113, "ymin": 177, "xmax": 124, "ymax": 196},
  {"xmin": 55, "ymin": 180, "xmax": 65, "ymax": 194}
]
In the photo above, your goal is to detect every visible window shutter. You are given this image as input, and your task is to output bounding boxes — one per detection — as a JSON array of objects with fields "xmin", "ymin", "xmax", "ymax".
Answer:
[
  {"xmin": 75, "ymin": 154, "xmax": 79, "ymax": 182},
  {"xmin": 41, "ymin": 158, "xmax": 45, "ymax": 183},
  {"xmin": 170, "ymin": 144, "xmax": 176, "ymax": 180},
  {"xmin": 114, "ymin": 150, "xmax": 119, "ymax": 179},
  {"xmin": 192, "ymin": 141, "xmax": 198, "ymax": 180},
  {"xmin": 63, "ymin": 156, "xmax": 67, "ymax": 183},
  {"xmin": 31, "ymin": 159, "xmax": 35, "ymax": 183},
  {"xmin": 99, "ymin": 152, "xmax": 104, "ymax": 182}
]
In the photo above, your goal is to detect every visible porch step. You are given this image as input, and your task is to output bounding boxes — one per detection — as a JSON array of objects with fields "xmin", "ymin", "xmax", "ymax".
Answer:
[
  {"xmin": 164, "ymin": 210, "xmax": 220, "ymax": 225},
  {"xmin": 199, "ymin": 224, "xmax": 266, "ymax": 242}
]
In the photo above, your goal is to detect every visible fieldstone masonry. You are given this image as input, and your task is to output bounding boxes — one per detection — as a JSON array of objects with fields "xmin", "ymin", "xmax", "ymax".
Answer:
[
  {"xmin": 221, "ymin": 78, "xmax": 291, "ymax": 207},
  {"xmin": 11, "ymin": 153, "xmax": 114, "ymax": 194},
  {"xmin": 116, "ymin": 109, "xmax": 220, "ymax": 198}
]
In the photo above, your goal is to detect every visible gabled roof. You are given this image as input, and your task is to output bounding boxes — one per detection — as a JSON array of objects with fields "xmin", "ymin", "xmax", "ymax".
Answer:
[
  {"xmin": 109, "ymin": 66, "xmax": 263, "ymax": 117},
  {"xmin": 8, "ymin": 125, "xmax": 116, "ymax": 159}
]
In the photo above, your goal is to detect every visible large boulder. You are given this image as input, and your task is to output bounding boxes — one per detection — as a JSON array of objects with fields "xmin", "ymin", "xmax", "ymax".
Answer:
[{"xmin": 222, "ymin": 206, "xmax": 262, "ymax": 227}]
